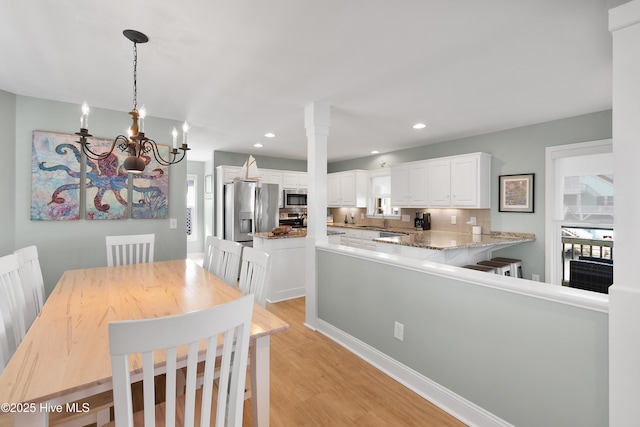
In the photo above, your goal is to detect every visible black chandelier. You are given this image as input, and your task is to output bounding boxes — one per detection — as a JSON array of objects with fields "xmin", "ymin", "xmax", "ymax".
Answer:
[{"xmin": 75, "ymin": 29, "xmax": 189, "ymax": 173}]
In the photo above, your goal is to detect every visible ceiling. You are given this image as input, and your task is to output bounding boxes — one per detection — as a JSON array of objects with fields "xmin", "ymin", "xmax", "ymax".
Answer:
[{"xmin": 0, "ymin": 0, "xmax": 623, "ymax": 163}]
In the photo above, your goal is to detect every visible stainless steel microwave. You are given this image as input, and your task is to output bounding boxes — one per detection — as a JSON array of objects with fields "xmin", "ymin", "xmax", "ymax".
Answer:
[{"xmin": 283, "ymin": 189, "xmax": 307, "ymax": 208}]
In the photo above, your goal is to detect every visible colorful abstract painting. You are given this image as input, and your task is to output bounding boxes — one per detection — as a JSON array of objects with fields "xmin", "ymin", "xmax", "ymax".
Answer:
[
  {"xmin": 31, "ymin": 131, "xmax": 81, "ymax": 220},
  {"xmin": 31, "ymin": 131, "xmax": 170, "ymax": 221},
  {"xmin": 85, "ymin": 137, "xmax": 130, "ymax": 220},
  {"xmin": 131, "ymin": 145, "xmax": 170, "ymax": 219}
]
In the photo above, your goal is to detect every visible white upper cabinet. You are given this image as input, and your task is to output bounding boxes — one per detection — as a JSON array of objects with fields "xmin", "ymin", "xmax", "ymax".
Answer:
[
  {"xmin": 451, "ymin": 155, "xmax": 480, "ymax": 206},
  {"xmin": 426, "ymin": 159, "xmax": 451, "ymax": 207},
  {"xmin": 221, "ymin": 166, "xmax": 242, "ymax": 184},
  {"xmin": 427, "ymin": 152, "xmax": 491, "ymax": 208},
  {"xmin": 283, "ymin": 171, "xmax": 307, "ymax": 190},
  {"xmin": 328, "ymin": 170, "xmax": 368, "ymax": 207},
  {"xmin": 391, "ymin": 161, "xmax": 428, "ymax": 207}
]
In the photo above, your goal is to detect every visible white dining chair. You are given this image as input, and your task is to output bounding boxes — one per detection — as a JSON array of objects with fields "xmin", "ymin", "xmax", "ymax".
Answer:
[
  {"xmin": 105, "ymin": 234, "xmax": 155, "ymax": 266},
  {"xmin": 14, "ymin": 245, "xmax": 45, "ymax": 329},
  {"xmin": 203, "ymin": 235, "xmax": 222, "ymax": 273},
  {"xmin": 0, "ymin": 254, "xmax": 27, "ymax": 362},
  {"xmin": 0, "ymin": 308, "xmax": 9, "ymax": 375},
  {"xmin": 238, "ymin": 247, "xmax": 272, "ymax": 308},
  {"xmin": 214, "ymin": 239, "xmax": 244, "ymax": 287},
  {"xmin": 109, "ymin": 294, "xmax": 254, "ymax": 427}
]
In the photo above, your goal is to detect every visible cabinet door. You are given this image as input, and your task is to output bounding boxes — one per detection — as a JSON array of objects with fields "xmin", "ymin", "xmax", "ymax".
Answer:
[
  {"xmin": 327, "ymin": 174, "xmax": 342, "ymax": 206},
  {"xmin": 298, "ymin": 173, "xmax": 308, "ymax": 189},
  {"xmin": 390, "ymin": 165, "xmax": 409, "ymax": 206},
  {"xmin": 408, "ymin": 162, "xmax": 428, "ymax": 206},
  {"xmin": 451, "ymin": 156, "xmax": 478, "ymax": 206},
  {"xmin": 339, "ymin": 172, "xmax": 357, "ymax": 206},
  {"xmin": 283, "ymin": 173, "xmax": 299, "ymax": 189},
  {"xmin": 427, "ymin": 160, "xmax": 451, "ymax": 206},
  {"xmin": 223, "ymin": 167, "xmax": 242, "ymax": 184}
]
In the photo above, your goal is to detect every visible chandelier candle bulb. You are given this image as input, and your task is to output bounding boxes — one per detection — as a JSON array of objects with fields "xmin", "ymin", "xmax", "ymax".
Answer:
[
  {"xmin": 172, "ymin": 127, "xmax": 178, "ymax": 149},
  {"xmin": 80, "ymin": 101, "xmax": 90, "ymax": 129},
  {"xmin": 182, "ymin": 121, "xmax": 189, "ymax": 146},
  {"xmin": 138, "ymin": 105, "xmax": 146, "ymax": 132}
]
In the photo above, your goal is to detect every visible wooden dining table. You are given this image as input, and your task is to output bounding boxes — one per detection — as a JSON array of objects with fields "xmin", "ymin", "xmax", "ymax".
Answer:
[{"xmin": 0, "ymin": 259, "xmax": 289, "ymax": 427}]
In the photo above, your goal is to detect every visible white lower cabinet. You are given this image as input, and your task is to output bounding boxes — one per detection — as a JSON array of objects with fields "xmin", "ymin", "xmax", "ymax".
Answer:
[{"xmin": 328, "ymin": 227, "xmax": 379, "ymax": 251}]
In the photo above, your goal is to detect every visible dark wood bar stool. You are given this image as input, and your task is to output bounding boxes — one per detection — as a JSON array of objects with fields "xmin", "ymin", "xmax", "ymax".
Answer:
[
  {"xmin": 477, "ymin": 260, "xmax": 512, "ymax": 276},
  {"xmin": 490, "ymin": 257, "xmax": 523, "ymax": 278},
  {"xmin": 463, "ymin": 264, "xmax": 496, "ymax": 273}
]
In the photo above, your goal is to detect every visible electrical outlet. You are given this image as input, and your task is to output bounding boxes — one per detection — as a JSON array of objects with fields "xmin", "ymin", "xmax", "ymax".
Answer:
[
  {"xmin": 360, "ymin": 213, "xmax": 364, "ymax": 219},
  {"xmin": 394, "ymin": 321, "xmax": 404, "ymax": 341},
  {"xmin": 532, "ymin": 274, "xmax": 540, "ymax": 282},
  {"xmin": 169, "ymin": 218, "xmax": 177, "ymax": 229},
  {"xmin": 451, "ymin": 215, "xmax": 456, "ymax": 224},
  {"xmin": 470, "ymin": 216, "xmax": 476, "ymax": 225},
  {"xmin": 402, "ymin": 214, "xmax": 410, "ymax": 222}
]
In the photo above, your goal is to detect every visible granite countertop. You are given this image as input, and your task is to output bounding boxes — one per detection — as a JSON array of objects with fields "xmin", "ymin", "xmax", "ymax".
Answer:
[
  {"xmin": 373, "ymin": 230, "xmax": 535, "ymax": 250},
  {"xmin": 252, "ymin": 229, "xmax": 307, "ymax": 239},
  {"xmin": 253, "ymin": 229, "xmax": 346, "ymax": 239},
  {"xmin": 326, "ymin": 223, "xmax": 417, "ymax": 234}
]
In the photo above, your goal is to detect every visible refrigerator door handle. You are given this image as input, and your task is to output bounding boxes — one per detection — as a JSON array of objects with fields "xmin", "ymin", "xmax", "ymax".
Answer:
[{"xmin": 255, "ymin": 188, "xmax": 261, "ymax": 233}]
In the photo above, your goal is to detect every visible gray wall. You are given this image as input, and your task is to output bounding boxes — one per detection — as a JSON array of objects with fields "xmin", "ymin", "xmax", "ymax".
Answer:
[
  {"xmin": 0, "ymin": 90, "xmax": 16, "ymax": 255},
  {"xmin": 6, "ymin": 95, "xmax": 187, "ymax": 296},
  {"xmin": 317, "ymin": 248, "xmax": 608, "ymax": 427},
  {"xmin": 328, "ymin": 110, "xmax": 613, "ymax": 282}
]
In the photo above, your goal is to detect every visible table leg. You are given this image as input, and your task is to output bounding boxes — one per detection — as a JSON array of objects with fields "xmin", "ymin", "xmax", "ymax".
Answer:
[{"xmin": 250, "ymin": 335, "xmax": 270, "ymax": 427}]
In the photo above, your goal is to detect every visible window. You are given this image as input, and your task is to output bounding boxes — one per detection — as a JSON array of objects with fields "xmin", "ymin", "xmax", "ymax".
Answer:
[
  {"xmin": 186, "ymin": 174, "xmax": 197, "ymax": 241},
  {"xmin": 369, "ymin": 172, "xmax": 400, "ymax": 217},
  {"xmin": 545, "ymin": 140, "xmax": 613, "ymax": 286}
]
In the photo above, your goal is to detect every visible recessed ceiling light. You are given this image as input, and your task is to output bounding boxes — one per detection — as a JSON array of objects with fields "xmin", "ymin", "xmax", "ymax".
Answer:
[
  {"xmin": 371, "ymin": 150, "xmax": 380, "ymax": 154},
  {"xmin": 413, "ymin": 123, "xmax": 426, "ymax": 129},
  {"xmin": 264, "ymin": 132, "xmax": 276, "ymax": 138},
  {"xmin": 253, "ymin": 143, "xmax": 263, "ymax": 148}
]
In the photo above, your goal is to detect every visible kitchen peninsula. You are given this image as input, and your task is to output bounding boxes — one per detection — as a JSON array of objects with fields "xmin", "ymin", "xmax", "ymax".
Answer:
[
  {"xmin": 252, "ymin": 229, "xmax": 308, "ymax": 303},
  {"xmin": 255, "ymin": 224, "xmax": 534, "ymax": 303},
  {"xmin": 327, "ymin": 224, "xmax": 534, "ymax": 267}
]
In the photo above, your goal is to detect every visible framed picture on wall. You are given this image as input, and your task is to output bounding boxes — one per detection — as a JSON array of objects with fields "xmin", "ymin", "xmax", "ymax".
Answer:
[{"xmin": 499, "ymin": 173, "xmax": 535, "ymax": 213}]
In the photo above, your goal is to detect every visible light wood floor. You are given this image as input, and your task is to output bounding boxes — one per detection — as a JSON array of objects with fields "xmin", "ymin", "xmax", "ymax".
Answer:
[
  {"xmin": 242, "ymin": 297, "xmax": 466, "ymax": 427},
  {"xmin": 0, "ymin": 296, "xmax": 466, "ymax": 427}
]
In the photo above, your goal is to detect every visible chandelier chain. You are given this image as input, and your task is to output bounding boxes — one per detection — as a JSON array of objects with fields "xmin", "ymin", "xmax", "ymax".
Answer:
[{"xmin": 132, "ymin": 42, "xmax": 138, "ymax": 111}]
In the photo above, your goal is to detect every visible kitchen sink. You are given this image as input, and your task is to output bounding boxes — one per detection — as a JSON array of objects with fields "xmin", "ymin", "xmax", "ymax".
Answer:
[{"xmin": 379, "ymin": 231, "xmax": 409, "ymax": 238}]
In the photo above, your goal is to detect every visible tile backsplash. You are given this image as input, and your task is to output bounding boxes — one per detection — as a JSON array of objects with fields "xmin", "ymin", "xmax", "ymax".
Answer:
[{"xmin": 328, "ymin": 207, "xmax": 491, "ymax": 234}]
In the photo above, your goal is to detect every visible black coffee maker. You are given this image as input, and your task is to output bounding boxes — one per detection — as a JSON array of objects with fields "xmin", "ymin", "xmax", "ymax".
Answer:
[{"xmin": 414, "ymin": 212, "xmax": 431, "ymax": 231}]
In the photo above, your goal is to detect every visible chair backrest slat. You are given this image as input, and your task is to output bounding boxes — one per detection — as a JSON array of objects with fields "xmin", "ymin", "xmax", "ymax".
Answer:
[
  {"xmin": 203, "ymin": 235, "xmax": 222, "ymax": 273},
  {"xmin": 106, "ymin": 234, "xmax": 155, "ymax": 266},
  {"xmin": 109, "ymin": 295, "xmax": 254, "ymax": 427},
  {"xmin": 14, "ymin": 245, "xmax": 45, "ymax": 329},
  {"xmin": 239, "ymin": 247, "xmax": 271, "ymax": 308},
  {"xmin": 213, "ymin": 239, "xmax": 243, "ymax": 287},
  {"xmin": 0, "ymin": 254, "xmax": 27, "ymax": 372}
]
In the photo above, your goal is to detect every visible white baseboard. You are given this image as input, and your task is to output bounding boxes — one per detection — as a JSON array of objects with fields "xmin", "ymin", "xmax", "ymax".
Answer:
[
  {"xmin": 266, "ymin": 288, "xmax": 305, "ymax": 304},
  {"xmin": 316, "ymin": 319, "xmax": 512, "ymax": 427}
]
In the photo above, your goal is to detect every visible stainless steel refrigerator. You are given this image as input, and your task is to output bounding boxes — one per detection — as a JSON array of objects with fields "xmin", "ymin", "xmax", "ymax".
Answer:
[{"xmin": 224, "ymin": 181, "xmax": 279, "ymax": 244}]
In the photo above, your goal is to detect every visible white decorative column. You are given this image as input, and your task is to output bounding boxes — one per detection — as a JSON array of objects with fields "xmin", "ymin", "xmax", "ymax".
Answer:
[
  {"xmin": 304, "ymin": 102, "xmax": 330, "ymax": 329},
  {"xmin": 609, "ymin": 2, "xmax": 640, "ymax": 425}
]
